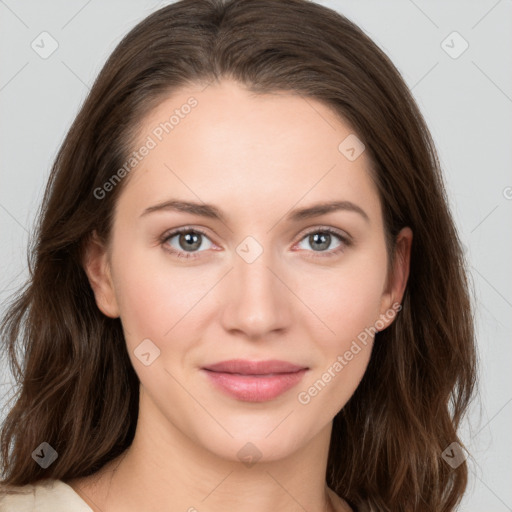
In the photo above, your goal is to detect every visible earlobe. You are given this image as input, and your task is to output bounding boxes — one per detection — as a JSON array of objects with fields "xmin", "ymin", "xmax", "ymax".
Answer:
[
  {"xmin": 378, "ymin": 227, "xmax": 413, "ymax": 329},
  {"xmin": 81, "ymin": 231, "xmax": 120, "ymax": 318}
]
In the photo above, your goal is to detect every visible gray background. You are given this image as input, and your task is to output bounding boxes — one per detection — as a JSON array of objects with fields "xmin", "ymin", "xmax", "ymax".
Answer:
[{"xmin": 1, "ymin": 0, "xmax": 511, "ymax": 510}]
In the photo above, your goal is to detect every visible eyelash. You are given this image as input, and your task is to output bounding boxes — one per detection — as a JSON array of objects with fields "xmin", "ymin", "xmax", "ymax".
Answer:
[{"xmin": 159, "ymin": 226, "xmax": 352, "ymax": 261}]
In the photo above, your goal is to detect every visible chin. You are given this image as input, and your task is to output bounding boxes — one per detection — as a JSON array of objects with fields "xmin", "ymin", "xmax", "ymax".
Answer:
[{"xmin": 194, "ymin": 424, "xmax": 312, "ymax": 465}]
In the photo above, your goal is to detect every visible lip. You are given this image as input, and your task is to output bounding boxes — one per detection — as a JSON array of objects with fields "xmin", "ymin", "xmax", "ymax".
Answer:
[
  {"xmin": 203, "ymin": 359, "xmax": 307, "ymax": 375},
  {"xmin": 201, "ymin": 359, "xmax": 308, "ymax": 402}
]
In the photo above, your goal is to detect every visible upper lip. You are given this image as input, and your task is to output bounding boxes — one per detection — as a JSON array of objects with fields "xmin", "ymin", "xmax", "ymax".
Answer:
[{"xmin": 202, "ymin": 359, "xmax": 308, "ymax": 375}]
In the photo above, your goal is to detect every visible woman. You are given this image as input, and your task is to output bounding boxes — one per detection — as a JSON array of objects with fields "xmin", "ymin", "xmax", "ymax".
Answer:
[{"xmin": 0, "ymin": 0, "xmax": 477, "ymax": 510}]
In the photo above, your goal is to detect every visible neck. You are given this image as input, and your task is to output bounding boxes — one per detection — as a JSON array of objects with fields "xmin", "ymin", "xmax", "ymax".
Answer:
[{"xmin": 77, "ymin": 386, "xmax": 342, "ymax": 512}]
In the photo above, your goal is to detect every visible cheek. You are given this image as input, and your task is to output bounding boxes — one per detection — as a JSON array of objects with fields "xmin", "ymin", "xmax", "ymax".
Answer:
[
  {"xmin": 109, "ymin": 245, "xmax": 215, "ymax": 351},
  {"xmin": 295, "ymin": 263, "xmax": 383, "ymax": 415},
  {"xmin": 296, "ymin": 253, "xmax": 388, "ymax": 350}
]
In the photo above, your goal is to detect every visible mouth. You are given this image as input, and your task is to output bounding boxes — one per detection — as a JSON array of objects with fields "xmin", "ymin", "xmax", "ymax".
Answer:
[{"xmin": 201, "ymin": 359, "xmax": 309, "ymax": 402}]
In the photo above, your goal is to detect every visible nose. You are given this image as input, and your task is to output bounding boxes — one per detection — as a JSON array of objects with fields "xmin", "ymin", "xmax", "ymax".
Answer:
[{"xmin": 220, "ymin": 243, "xmax": 292, "ymax": 340}]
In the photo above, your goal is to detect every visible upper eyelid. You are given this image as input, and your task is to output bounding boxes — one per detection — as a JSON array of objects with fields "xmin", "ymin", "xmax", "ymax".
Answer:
[
  {"xmin": 296, "ymin": 225, "xmax": 351, "ymax": 240},
  {"xmin": 162, "ymin": 225, "xmax": 351, "ymax": 247}
]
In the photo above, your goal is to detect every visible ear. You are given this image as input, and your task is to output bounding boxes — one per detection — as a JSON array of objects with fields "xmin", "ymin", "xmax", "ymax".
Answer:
[
  {"xmin": 378, "ymin": 227, "xmax": 413, "ymax": 329},
  {"xmin": 82, "ymin": 231, "xmax": 120, "ymax": 318}
]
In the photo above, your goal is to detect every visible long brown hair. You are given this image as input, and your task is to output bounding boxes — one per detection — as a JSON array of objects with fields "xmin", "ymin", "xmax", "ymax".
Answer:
[{"xmin": 0, "ymin": 1, "xmax": 478, "ymax": 510}]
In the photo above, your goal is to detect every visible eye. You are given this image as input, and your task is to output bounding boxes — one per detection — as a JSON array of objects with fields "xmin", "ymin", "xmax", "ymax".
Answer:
[
  {"xmin": 160, "ymin": 226, "xmax": 351, "ymax": 261},
  {"xmin": 160, "ymin": 227, "xmax": 213, "ymax": 260},
  {"xmin": 295, "ymin": 227, "xmax": 351, "ymax": 257}
]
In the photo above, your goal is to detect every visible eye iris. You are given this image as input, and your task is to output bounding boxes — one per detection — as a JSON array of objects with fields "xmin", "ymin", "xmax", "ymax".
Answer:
[
  {"xmin": 310, "ymin": 232, "xmax": 331, "ymax": 251},
  {"xmin": 179, "ymin": 232, "xmax": 202, "ymax": 251}
]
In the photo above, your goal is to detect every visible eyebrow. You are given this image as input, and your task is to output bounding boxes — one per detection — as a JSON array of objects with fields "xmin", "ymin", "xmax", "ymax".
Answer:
[{"xmin": 140, "ymin": 199, "xmax": 370, "ymax": 224}]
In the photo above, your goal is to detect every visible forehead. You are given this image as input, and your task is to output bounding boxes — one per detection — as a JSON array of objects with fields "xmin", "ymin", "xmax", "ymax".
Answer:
[{"xmin": 119, "ymin": 79, "xmax": 381, "ymax": 226}]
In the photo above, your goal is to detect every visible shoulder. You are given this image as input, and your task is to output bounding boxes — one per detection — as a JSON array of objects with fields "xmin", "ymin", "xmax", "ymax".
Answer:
[
  {"xmin": 0, "ymin": 479, "xmax": 92, "ymax": 512},
  {"xmin": 0, "ymin": 482, "xmax": 34, "ymax": 511}
]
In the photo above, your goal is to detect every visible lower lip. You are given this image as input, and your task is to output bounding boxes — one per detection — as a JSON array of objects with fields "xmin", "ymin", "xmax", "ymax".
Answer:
[{"xmin": 202, "ymin": 369, "xmax": 308, "ymax": 402}]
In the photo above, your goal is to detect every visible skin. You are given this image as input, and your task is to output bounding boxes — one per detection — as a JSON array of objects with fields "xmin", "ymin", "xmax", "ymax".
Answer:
[{"xmin": 69, "ymin": 78, "xmax": 412, "ymax": 512}]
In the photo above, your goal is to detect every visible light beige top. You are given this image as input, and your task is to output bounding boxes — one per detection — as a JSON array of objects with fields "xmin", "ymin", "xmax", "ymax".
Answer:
[
  {"xmin": 0, "ymin": 478, "xmax": 359, "ymax": 511},
  {"xmin": 0, "ymin": 479, "xmax": 92, "ymax": 512}
]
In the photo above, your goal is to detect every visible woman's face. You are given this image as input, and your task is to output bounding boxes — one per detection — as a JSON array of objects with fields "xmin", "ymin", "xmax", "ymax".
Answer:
[{"xmin": 86, "ymin": 78, "xmax": 411, "ymax": 463}]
